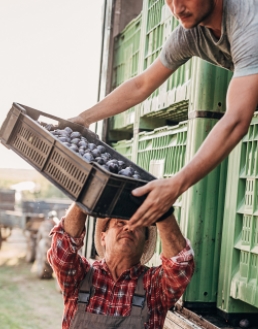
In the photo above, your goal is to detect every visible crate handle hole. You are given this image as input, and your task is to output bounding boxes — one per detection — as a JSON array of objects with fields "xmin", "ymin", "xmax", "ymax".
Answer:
[{"xmin": 38, "ymin": 115, "xmax": 59, "ymax": 127}]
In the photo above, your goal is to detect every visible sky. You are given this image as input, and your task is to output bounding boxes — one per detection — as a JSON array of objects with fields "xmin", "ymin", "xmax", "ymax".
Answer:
[{"xmin": 0, "ymin": 0, "xmax": 103, "ymax": 169}]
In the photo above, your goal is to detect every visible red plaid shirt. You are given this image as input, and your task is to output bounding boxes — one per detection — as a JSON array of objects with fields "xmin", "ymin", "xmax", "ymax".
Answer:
[{"xmin": 48, "ymin": 219, "xmax": 194, "ymax": 329}]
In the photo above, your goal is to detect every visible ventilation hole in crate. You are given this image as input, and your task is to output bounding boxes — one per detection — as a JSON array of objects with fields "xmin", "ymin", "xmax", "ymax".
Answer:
[
  {"xmin": 44, "ymin": 149, "xmax": 88, "ymax": 198},
  {"xmin": 11, "ymin": 124, "xmax": 52, "ymax": 169}
]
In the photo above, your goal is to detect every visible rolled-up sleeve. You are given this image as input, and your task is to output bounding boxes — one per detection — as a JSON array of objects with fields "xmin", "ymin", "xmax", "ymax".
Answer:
[
  {"xmin": 160, "ymin": 239, "xmax": 194, "ymax": 307},
  {"xmin": 47, "ymin": 218, "xmax": 90, "ymax": 297},
  {"xmin": 145, "ymin": 239, "xmax": 194, "ymax": 313}
]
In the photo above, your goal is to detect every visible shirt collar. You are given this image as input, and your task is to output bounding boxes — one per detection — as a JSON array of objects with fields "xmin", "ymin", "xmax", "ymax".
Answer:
[{"xmin": 99, "ymin": 259, "xmax": 145, "ymax": 280}]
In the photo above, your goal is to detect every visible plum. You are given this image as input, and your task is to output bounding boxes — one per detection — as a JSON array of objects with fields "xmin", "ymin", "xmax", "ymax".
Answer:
[
  {"xmin": 44, "ymin": 124, "xmax": 54, "ymax": 131},
  {"xmin": 58, "ymin": 136, "xmax": 70, "ymax": 143},
  {"xmin": 83, "ymin": 152, "xmax": 94, "ymax": 162},
  {"xmin": 92, "ymin": 148, "xmax": 101, "ymax": 158},
  {"xmin": 71, "ymin": 138, "xmax": 80, "ymax": 145},
  {"xmin": 62, "ymin": 142, "xmax": 71, "ymax": 148},
  {"xmin": 101, "ymin": 152, "xmax": 111, "ymax": 160},
  {"xmin": 71, "ymin": 131, "xmax": 81, "ymax": 138},
  {"xmin": 118, "ymin": 161, "xmax": 126, "ymax": 169},
  {"xmin": 108, "ymin": 163, "xmax": 119, "ymax": 173},
  {"xmin": 118, "ymin": 168, "xmax": 133, "ymax": 177},
  {"xmin": 70, "ymin": 144, "xmax": 79, "ymax": 153},
  {"xmin": 97, "ymin": 145, "xmax": 106, "ymax": 154},
  {"xmin": 88, "ymin": 143, "xmax": 96, "ymax": 151},
  {"xmin": 79, "ymin": 140, "xmax": 88, "ymax": 148},
  {"xmin": 58, "ymin": 129, "xmax": 70, "ymax": 136},
  {"xmin": 125, "ymin": 166, "xmax": 135, "ymax": 175},
  {"xmin": 64, "ymin": 126, "xmax": 73, "ymax": 134},
  {"xmin": 102, "ymin": 164, "xmax": 110, "ymax": 172},
  {"xmin": 78, "ymin": 148, "xmax": 85, "ymax": 156},
  {"xmin": 94, "ymin": 157, "xmax": 105, "ymax": 165}
]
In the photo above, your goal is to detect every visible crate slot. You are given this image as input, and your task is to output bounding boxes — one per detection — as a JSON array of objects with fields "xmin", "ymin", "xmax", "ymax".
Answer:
[
  {"xmin": 44, "ymin": 149, "xmax": 88, "ymax": 198},
  {"xmin": 12, "ymin": 124, "xmax": 51, "ymax": 169}
]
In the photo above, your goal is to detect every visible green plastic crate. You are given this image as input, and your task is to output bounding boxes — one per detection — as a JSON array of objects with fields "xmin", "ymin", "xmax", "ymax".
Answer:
[
  {"xmin": 180, "ymin": 118, "xmax": 228, "ymax": 307},
  {"xmin": 112, "ymin": 138, "xmax": 134, "ymax": 161},
  {"xmin": 110, "ymin": 14, "xmax": 142, "ymax": 131},
  {"xmin": 217, "ymin": 113, "xmax": 258, "ymax": 316},
  {"xmin": 136, "ymin": 122, "xmax": 187, "ymax": 266},
  {"xmin": 140, "ymin": 0, "xmax": 191, "ymax": 122}
]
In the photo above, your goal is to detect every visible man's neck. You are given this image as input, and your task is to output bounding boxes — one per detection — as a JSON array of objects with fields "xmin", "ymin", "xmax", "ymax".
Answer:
[
  {"xmin": 200, "ymin": 0, "xmax": 223, "ymax": 39},
  {"xmin": 105, "ymin": 255, "xmax": 140, "ymax": 282}
]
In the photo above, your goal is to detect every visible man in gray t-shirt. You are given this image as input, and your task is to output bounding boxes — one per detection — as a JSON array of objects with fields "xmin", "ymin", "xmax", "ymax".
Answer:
[
  {"xmin": 71, "ymin": 0, "xmax": 258, "ymax": 229},
  {"xmin": 160, "ymin": 0, "xmax": 258, "ymax": 77}
]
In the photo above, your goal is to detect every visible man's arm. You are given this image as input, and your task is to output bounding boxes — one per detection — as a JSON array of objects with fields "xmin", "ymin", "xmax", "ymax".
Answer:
[
  {"xmin": 63, "ymin": 203, "xmax": 87, "ymax": 237},
  {"xmin": 47, "ymin": 203, "xmax": 89, "ymax": 296},
  {"xmin": 69, "ymin": 58, "xmax": 174, "ymax": 126},
  {"xmin": 129, "ymin": 74, "xmax": 258, "ymax": 227},
  {"xmin": 144, "ymin": 215, "xmax": 194, "ymax": 310},
  {"xmin": 156, "ymin": 214, "xmax": 186, "ymax": 258}
]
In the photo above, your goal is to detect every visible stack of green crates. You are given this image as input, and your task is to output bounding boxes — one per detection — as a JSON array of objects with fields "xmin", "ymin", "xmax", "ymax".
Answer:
[
  {"xmin": 217, "ymin": 113, "xmax": 258, "ymax": 320},
  {"xmin": 107, "ymin": 0, "xmax": 246, "ymax": 316},
  {"xmin": 136, "ymin": 122, "xmax": 187, "ymax": 266},
  {"xmin": 112, "ymin": 138, "xmax": 134, "ymax": 161},
  {"xmin": 110, "ymin": 15, "xmax": 142, "ymax": 132},
  {"xmin": 140, "ymin": 0, "xmax": 191, "ymax": 122}
]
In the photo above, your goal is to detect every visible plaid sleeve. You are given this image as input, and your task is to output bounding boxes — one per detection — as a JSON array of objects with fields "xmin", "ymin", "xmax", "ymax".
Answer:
[
  {"xmin": 158, "ymin": 239, "xmax": 195, "ymax": 309},
  {"xmin": 47, "ymin": 218, "xmax": 90, "ymax": 298},
  {"xmin": 145, "ymin": 236, "xmax": 194, "ymax": 314}
]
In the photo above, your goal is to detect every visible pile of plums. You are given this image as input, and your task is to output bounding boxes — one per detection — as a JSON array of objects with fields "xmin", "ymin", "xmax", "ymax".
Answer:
[{"xmin": 43, "ymin": 124, "xmax": 142, "ymax": 179}]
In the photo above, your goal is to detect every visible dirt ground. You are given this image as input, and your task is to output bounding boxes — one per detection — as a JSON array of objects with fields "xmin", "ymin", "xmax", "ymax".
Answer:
[{"xmin": 0, "ymin": 228, "xmax": 63, "ymax": 329}]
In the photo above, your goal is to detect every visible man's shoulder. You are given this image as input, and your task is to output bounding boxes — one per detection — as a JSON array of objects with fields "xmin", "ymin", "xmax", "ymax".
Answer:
[{"xmin": 224, "ymin": 0, "xmax": 258, "ymax": 35}]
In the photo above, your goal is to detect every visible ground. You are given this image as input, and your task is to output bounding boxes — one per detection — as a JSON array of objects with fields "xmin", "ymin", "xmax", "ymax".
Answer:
[{"xmin": 0, "ymin": 228, "xmax": 63, "ymax": 329}]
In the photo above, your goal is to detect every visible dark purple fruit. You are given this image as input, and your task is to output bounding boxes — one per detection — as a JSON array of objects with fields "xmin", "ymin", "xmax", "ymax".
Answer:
[
  {"xmin": 64, "ymin": 127, "xmax": 73, "ymax": 134},
  {"xmin": 133, "ymin": 174, "xmax": 141, "ymax": 179},
  {"xmin": 88, "ymin": 143, "xmax": 96, "ymax": 151},
  {"xmin": 70, "ymin": 144, "xmax": 79, "ymax": 152},
  {"xmin": 92, "ymin": 149, "xmax": 101, "ymax": 158},
  {"xmin": 108, "ymin": 163, "xmax": 119, "ymax": 173},
  {"xmin": 94, "ymin": 157, "xmax": 105, "ymax": 165},
  {"xmin": 97, "ymin": 145, "xmax": 106, "ymax": 154},
  {"xmin": 106, "ymin": 159, "xmax": 118, "ymax": 166},
  {"xmin": 44, "ymin": 124, "xmax": 54, "ymax": 131},
  {"xmin": 102, "ymin": 152, "xmax": 111, "ymax": 160},
  {"xmin": 83, "ymin": 152, "xmax": 94, "ymax": 162},
  {"xmin": 58, "ymin": 129, "xmax": 70, "ymax": 136},
  {"xmin": 125, "ymin": 166, "xmax": 135, "ymax": 175},
  {"xmin": 78, "ymin": 148, "xmax": 85, "ymax": 156},
  {"xmin": 58, "ymin": 136, "xmax": 70, "ymax": 143},
  {"xmin": 118, "ymin": 161, "xmax": 126, "ymax": 169},
  {"xmin": 71, "ymin": 131, "xmax": 81, "ymax": 138},
  {"xmin": 62, "ymin": 142, "xmax": 71, "ymax": 148},
  {"xmin": 102, "ymin": 164, "xmax": 110, "ymax": 172},
  {"xmin": 79, "ymin": 140, "xmax": 88, "ymax": 148},
  {"xmin": 71, "ymin": 138, "xmax": 80, "ymax": 144},
  {"xmin": 118, "ymin": 168, "xmax": 133, "ymax": 177}
]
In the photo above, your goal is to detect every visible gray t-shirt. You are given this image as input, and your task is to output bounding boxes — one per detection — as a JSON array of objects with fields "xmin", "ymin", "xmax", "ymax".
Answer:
[{"xmin": 159, "ymin": 0, "xmax": 258, "ymax": 77}]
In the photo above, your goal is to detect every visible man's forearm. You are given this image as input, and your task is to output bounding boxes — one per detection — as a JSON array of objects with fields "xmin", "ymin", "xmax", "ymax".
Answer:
[
  {"xmin": 77, "ymin": 59, "xmax": 173, "ymax": 126},
  {"xmin": 157, "ymin": 215, "xmax": 186, "ymax": 258},
  {"xmin": 177, "ymin": 75, "xmax": 258, "ymax": 195},
  {"xmin": 63, "ymin": 203, "xmax": 87, "ymax": 237},
  {"xmin": 79, "ymin": 77, "xmax": 150, "ymax": 126}
]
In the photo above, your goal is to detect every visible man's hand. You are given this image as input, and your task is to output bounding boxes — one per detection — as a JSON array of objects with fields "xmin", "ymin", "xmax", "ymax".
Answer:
[
  {"xmin": 68, "ymin": 114, "xmax": 89, "ymax": 128},
  {"xmin": 128, "ymin": 74, "xmax": 258, "ymax": 227},
  {"xmin": 128, "ymin": 175, "xmax": 184, "ymax": 227}
]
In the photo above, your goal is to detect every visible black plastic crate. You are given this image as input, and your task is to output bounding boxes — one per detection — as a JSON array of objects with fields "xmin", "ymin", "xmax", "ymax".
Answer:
[{"xmin": 0, "ymin": 103, "xmax": 161, "ymax": 219}]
